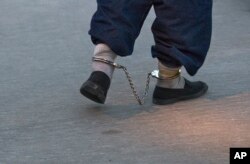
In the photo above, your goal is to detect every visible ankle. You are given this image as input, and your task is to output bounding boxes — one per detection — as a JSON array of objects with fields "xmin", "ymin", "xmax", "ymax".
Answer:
[
  {"xmin": 94, "ymin": 44, "xmax": 117, "ymax": 61},
  {"xmin": 92, "ymin": 44, "xmax": 117, "ymax": 79},
  {"xmin": 156, "ymin": 61, "xmax": 185, "ymax": 89}
]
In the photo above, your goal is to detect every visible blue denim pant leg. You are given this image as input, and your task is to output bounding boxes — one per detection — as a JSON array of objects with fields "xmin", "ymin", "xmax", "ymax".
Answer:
[
  {"xmin": 89, "ymin": 0, "xmax": 152, "ymax": 56},
  {"xmin": 89, "ymin": 0, "xmax": 212, "ymax": 76},
  {"xmin": 151, "ymin": 0, "xmax": 213, "ymax": 75}
]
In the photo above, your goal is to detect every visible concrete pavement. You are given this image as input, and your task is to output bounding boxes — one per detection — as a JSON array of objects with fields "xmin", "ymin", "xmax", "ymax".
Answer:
[{"xmin": 0, "ymin": 0, "xmax": 250, "ymax": 163}]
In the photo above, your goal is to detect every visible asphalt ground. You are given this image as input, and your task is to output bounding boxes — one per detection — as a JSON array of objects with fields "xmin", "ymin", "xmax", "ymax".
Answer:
[{"xmin": 0, "ymin": 0, "xmax": 250, "ymax": 163}]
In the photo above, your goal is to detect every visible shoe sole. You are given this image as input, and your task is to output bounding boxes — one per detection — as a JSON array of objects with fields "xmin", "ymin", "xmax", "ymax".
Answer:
[
  {"xmin": 80, "ymin": 81, "xmax": 106, "ymax": 104},
  {"xmin": 153, "ymin": 84, "xmax": 208, "ymax": 105}
]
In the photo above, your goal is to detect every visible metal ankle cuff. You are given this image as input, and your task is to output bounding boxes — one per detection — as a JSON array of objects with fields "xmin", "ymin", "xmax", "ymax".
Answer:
[{"xmin": 151, "ymin": 69, "xmax": 181, "ymax": 80}]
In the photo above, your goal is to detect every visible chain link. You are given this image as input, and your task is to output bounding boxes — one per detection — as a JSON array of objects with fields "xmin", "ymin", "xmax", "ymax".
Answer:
[
  {"xmin": 93, "ymin": 57, "xmax": 152, "ymax": 105},
  {"xmin": 120, "ymin": 66, "xmax": 151, "ymax": 105}
]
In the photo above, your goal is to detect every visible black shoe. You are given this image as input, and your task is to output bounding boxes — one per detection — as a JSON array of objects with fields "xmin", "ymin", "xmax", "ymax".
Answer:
[
  {"xmin": 80, "ymin": 71, "xmax": 110, "ymax": 104},
  {"xmin": 153, "ymin": 79, "xmax": 208, "ymax": 105}
]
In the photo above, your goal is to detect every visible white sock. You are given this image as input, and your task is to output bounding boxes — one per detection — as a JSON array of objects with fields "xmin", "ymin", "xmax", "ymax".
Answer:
[
  {"xmin": 92, "ymin": 44, "xmax": 117, "ymax": 79},
  {"xmin": 156, "ymin": 61, "xmax": 185, "ymax": 89}
]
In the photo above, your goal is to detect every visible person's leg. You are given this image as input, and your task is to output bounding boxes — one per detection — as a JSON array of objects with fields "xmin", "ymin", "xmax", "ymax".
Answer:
[
  {"xmin": 152, "ymin": 0, "xmax": 212, "ymax": 105},
  {"xmin": 89, "ymin": 0, "xmax": 152, "ymax": 57},
  {"xmin": 152, "ymin": 0, "xmax": 212, "ymax": 75},
  {"xmin": 80, "ymin": 0, "xmax": 152, "ymax": 104}
]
